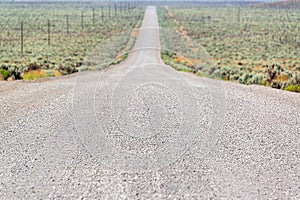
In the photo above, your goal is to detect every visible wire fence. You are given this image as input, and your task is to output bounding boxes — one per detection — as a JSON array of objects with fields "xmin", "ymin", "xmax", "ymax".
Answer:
[
  {"xmin": 0, "ymin": 4, "xmax": 141, "ymax": 54},
  {"xmin": 0, "ymin": 2, "xmax": 144, "ymax": 78}
]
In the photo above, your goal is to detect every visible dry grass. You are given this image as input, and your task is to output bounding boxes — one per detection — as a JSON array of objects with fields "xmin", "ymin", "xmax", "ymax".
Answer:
[
  {"xmin": 173, "ymin": 55, "xmax": 194, "ymax": 67},
  {"xmin": 23, "ymin": 70, "xmax": 48, "ymax": 80},
  {"xmin": 54, "ymin": 70, "xmax": 62, "ymax": 77},
  {"xmin": 275, "ymin": 74, "xmax": 289, "ymax": 82}
]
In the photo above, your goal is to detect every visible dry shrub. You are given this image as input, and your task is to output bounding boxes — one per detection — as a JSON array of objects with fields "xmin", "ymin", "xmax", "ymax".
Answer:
[
  {"xmin": 23, "ymin": 70, "xmax": 48, "ymax": 80},
  {"xmin": 54, "ymin": 70, "xmax": 62, "ymax": 77},
  {"xmin": 173, "ymin": 55, "xmax": 193, "ymax": 67}
]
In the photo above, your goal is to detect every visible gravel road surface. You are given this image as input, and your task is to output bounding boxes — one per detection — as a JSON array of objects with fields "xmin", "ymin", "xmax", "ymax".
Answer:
[{"xmin": 0, "ymin": 6, "xmax": 299, "ymax": 199}]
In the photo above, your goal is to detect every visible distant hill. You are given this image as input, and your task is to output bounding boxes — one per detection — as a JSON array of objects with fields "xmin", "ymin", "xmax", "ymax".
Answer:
[{"xmin": 254, "ymin": 0, "xmax": 300, "ymax": 9}]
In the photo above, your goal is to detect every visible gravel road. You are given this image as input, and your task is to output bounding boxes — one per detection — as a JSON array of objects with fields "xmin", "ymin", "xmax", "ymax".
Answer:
[{"xmin": 0, "ymin": 6, "xmax": 299, "ymax": 199}]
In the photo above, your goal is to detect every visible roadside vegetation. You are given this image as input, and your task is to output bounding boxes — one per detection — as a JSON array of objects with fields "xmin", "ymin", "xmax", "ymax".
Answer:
[
  {"xmin": 158, "ymin": 4, "xmax": 300, "ymax": 92},
  {"xmin": 0, "ymin": 2, "xmax": 143, "ymax": 80}
]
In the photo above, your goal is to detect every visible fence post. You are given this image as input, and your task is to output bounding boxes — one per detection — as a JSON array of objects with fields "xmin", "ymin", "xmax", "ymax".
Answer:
[
  {"xmin": 47, "ymin": 19, "xmax": 50, "ymax": 46},
  {"xmin": 93, "ymin": 8, "xmax": 95, "ymax": 25},
  {"xmin": 109, "ymin": 5, "xmax": 111, "ymax": 19},
  {"xmin": 238, "ymin": 7, "xmax": 241, "ymax": 23},
  {"xmin": 81, "ymin": 11, "xmax": 84, "ymax": 29},
  {"xmin": 20, "ymin": 21, "xmax": 23, "ymax": 54},
  {"xmin": 66, "ymin": 15, "xmax": 69, "ymax": 35},
  {"xmin": 101, "ymin": 6, "xmax": 104, "ymax": 21},
  {"xmin": 115, "ymin": 3, "xmax": 117, "ymax": 16}
]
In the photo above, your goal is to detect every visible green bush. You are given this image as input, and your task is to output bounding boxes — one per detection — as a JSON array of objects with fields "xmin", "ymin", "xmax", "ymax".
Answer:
[
  {"xmin": 292, "ymin": 73, "xmax": 300, "ymax": 84},
  {"xmin": 239, "ymin": 73, "xmax": 250, "ymax": 84},
  {"xmin": 0, "ymin": 68, "xmax": 9, "ymax": 80},
  {"xmin": 284, "ymin": 85, "xmax": 300, "ymax": 93},
  {"xmin": 211, "ymin": 69, "xmax": 222, "ymax": 79},
  {"xmin": 111, "ymin": 52, "xmax": 129, "ymax": 65},
  {"xmin": 251, "ymin": 73, "xmax": 264, "ymax": 85},
  {"xmin": 230, "ymin": 74, "xmax": 240, "ymax": 81}
]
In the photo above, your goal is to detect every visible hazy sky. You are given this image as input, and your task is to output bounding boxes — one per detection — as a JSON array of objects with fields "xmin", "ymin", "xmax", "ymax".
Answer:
[
  {"xmin": 0, "ymin": 0, "xmax": 280, "ymax": 2},
  {"xmin": 0, "ymin": 0, "xmax": 278, "ymax": 1}
]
